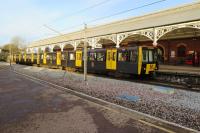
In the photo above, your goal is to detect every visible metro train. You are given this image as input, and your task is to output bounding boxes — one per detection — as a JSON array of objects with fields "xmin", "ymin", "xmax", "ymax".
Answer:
[{"xmin": 15, "ymin": 46, "xmax": 158, "ymax": 75}]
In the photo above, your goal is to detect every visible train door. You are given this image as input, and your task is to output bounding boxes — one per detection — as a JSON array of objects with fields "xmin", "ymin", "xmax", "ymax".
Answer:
[
  {"xmin": 43, "ymin": 52, "xmax": 47, "ymax": 65},
  {"xmin": 75, "ymin": 51, "xmax": 82, "ymax": 67},
  {"xmin": 106, "ymin": 49, "xmax": 117, "ymax": 70},
  {"xmin": 56, "ymin": 51, "xmax": 61, "ymax": 65},
  {"xmin": 31, "ymin": 53, "xmax": 34, "ymax": 63}
]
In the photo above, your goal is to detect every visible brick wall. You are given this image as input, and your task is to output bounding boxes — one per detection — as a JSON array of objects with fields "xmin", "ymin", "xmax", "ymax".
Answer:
[{"xmin": 128, "ymin": 37, "xmax": 200, "ymax": 65}]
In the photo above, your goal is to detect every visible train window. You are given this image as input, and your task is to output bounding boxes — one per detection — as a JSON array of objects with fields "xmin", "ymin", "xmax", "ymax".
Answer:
[
  {"xmin": 66, "ymin": 53, "xmax": 68, "ymax": 60},
  {"xmin": 118, "ymin": 51, "xmax": 128, "ymax": 62},
  {"xmin": 47, "ymin": 55, "xmax": 50, "ymax": 60},
  {"xmin": 62, "ymin": 54, "xmax": 65, "ymax": 60},
  {"xmin": 118, "ymin": 53, "xmax": 122, "ymax": 61},
  {"xmin": 53, "ymin": 55, "xmax": 56, "ymax": 60},
  {"xmin": 130, "ymin": 50, "xmax": 137, "ymax": 63},
  {"xmin": 97, "ymin": 52, "xmax": 104, "ymax": 61},
  {"xmin": 89, "ymin": 53, "xmax": 96, "ymax": 61},
  {"xmin": 70, "ymin": 53, "xmax": 75, "ymax": 60}
]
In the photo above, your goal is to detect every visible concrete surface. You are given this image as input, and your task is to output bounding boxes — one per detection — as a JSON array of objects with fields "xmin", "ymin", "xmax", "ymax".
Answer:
[{"xmin": 0, "ymin": 64, "xmax": 166, "ymax": 133}]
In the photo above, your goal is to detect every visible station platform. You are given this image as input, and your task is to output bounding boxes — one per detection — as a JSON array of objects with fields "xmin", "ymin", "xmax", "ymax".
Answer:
[{"xmin": 158, "ymin": 65, "xmax": 200, "ymax": 75}]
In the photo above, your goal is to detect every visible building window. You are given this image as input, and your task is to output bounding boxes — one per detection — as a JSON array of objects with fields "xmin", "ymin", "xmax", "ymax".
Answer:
[{"xmin": 177, "ymin": 45, "xmax": 186, "ymax": 57}]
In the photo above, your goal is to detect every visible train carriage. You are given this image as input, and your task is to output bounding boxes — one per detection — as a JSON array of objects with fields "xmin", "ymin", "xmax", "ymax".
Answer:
[{"xmin": 16, "ymin": 45, "xmax": 157, "ymax": 76}]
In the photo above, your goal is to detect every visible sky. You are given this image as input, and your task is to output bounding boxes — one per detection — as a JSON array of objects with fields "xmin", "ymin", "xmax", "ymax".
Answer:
[{"xmin": 0, "ymin": 0, "xmax": 198, "ymax": 46}]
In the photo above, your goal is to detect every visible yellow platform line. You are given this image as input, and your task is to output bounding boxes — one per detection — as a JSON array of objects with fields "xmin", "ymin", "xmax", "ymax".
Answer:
[{"xmin": 139, "ymin": 119, "xmax": 176, "ymax": 133}]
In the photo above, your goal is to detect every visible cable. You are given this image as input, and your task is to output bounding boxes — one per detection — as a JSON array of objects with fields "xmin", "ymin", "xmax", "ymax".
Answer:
[
  {"xmin": 35, "ymin": 0, "xmax": 168, "ymax": 40},
  {"xmin": 48, "ymin": 0, "xmax": 113, "ymax": 24},
  {"xmin": 43, "ymin": 25, "xmax": 63, "ymax": 35},
  {"xmin": 87, "ymin": 0, "xmax": 167, "ymax": 24},
  {"xmin": 61, "ymin": 0, "xmax": 168, "ymax": 32}
]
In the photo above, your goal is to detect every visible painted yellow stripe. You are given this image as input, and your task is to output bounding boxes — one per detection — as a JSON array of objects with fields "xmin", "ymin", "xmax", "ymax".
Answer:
[
  {"xmin": 31, "ymin": 53, "xmax": 34, "ymax": 63},
  {"xmin": 138, "ymin": 47, "xmax": 142, "ymax": 75},
  {"xmin": 139, "ymin": 119, "xmax": 176, "ymax": 133}
]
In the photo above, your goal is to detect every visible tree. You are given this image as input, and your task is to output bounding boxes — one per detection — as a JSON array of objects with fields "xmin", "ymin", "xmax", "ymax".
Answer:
[{"xmin": 0, "ymin": 36, "xmax": 26, "ymax": 62}]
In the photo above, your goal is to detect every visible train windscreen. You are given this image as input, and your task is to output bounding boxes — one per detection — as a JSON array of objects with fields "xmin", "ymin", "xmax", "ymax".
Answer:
[{"xmin": 142, "ymin": 48, "xmax": 157, "ymax": 63}]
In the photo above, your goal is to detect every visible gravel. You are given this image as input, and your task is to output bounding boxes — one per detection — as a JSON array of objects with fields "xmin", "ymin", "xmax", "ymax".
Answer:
[{"xmin": 12, "ymin": 64, "xmax": 200, "ymax": 131}]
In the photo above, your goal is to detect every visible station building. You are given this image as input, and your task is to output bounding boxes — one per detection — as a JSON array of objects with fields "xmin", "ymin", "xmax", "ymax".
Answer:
[{"xmin": 27, "ymin": 1, "xmax": 200, "ymax": 67}]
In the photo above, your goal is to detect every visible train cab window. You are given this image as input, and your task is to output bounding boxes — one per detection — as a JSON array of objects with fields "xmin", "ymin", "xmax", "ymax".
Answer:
[
  {"xmin": 142, "ymin": 49, "xmax": 156, "ymax": 63},
  {"xmin": 143, "ymin": 50, "xmax": 148, "ymax": 63},
  {"xmin": 149, "ymin": 50, "xmax": 153, "ymax": 62},
  {"xmin": 70, "ymin": 53, "xmax": 75, "ymax": 60},
  {"xmin": 97, "ymin": 52, "xmax": 104, "ymax": 61}
]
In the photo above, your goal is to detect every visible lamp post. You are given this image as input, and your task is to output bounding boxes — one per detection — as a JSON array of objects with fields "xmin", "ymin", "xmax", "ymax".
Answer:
[{"xmin": 84, "ymin": 23, "xmax": 87, "ymax": 81}]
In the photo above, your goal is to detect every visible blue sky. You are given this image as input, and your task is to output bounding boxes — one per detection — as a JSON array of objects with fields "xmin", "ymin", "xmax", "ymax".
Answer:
[{"xmin": 0, "ymin": 0, "xmax": 198, "ymax": 46}]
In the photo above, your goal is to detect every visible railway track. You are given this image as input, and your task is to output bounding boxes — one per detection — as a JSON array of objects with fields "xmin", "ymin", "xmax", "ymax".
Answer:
[
  {"xmin": 12, "ymin": 69, "xmax": 198, "ymax": 133},
  {"xmin": 78, "ymin": 71, "xmax": 200, "ymax": 92}
]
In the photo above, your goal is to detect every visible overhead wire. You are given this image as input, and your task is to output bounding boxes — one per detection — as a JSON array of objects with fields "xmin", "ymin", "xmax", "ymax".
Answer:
[
  {"xmin": 36, "ymin": 0, "xmax": 168, "ymax": 40},
  {"xmin": 46, "ymin": 0, "xmax": 113, "ymax": 25},
  {"xmin": 87, "ymin": 0, "xmax": 167, "ymax": 24},
  {"xmin": 42, "ymin": 0, "xmax": 114, "ymax": 36},
  {"xmin": 61, "ymin": 0, "xmax": 168, "ymax": 32}
]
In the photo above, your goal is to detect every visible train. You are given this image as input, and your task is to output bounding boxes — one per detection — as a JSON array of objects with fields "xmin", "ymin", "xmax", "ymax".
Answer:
[{"xmin": 15, "ymin": 46, "xmax": 158, "ymax": 75}]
